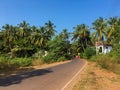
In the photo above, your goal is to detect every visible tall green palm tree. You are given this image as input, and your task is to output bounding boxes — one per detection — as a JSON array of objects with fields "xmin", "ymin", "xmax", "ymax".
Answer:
[
  {"xmin": 72, "ymin": 24, "xmax": 91, "ymax": 52},
  {"xmin": 1, "ymin": 24, "xmax": 15, "ymax": 51},
  {"xmin": 107, "ymin": 17, "xmax": 118, "ymax": 43},
  {"xmin": 59, "ymin": 29, "xmax": 71, "ymax": 54},
  {"xmin": 18, "ymin": 21, "xmax": 30, "ymax": 37},
  {"xmin": 30, "ymin": 26, "xmax": 46, "ymax": 49},
  {"xmin": 59, "ymin": 29, "xmax": 69, "ymax": 41},
  {"xmin": 18, "ymin": 20, "xmax": 29, "ymax": 28},
  {"xmin": 92, "ymin": 17, "xmax": 107, "ymax": 42},
  {"xmin": 45, "ymin": 20, "xmax": 56, "ymax": 40}
]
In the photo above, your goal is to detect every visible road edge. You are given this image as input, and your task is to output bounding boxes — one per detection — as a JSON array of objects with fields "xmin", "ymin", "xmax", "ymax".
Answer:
[{"xmin": 61, "ymin": 59, "xmax": 88, "ymax": 90}]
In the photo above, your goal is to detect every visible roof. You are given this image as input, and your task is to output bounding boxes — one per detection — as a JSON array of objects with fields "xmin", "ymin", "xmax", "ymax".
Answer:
[{"xmin": 95, "ymin": 41, "xmax": 112, "ymax": 47}]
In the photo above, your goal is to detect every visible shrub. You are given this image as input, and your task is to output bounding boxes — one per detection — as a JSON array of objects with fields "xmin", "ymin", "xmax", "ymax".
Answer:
[
  {"xmin": 0, "ymin": 56, "xmax": 18, "ymax": 70},
  {"xmin": 109, "ymin": 44, "xmax": 120, "ymax": 57},
  {"xmin": 82, "ymin": 47, "xmax": 96, "ymax": 59},
  {"xmin": 42, "ymin": 53, "xmax": 56, "ymax": 63},
  {"xmin": 57, "ymin": 56, "xmax": 66, "ymax": 62},
  {"xmin": 32, "ymin": 50, "xmax": 45, "ymax": 58},
  {"xmin": 0, "ymin": 56, "xmax": 33, "ymax": 71},
  {"xmin": 96, "ymin": 55, "xmax": 111, "ymax": 69},
  {"xmin": 11, "ymin": 47, "xmax": 36, "ymax": 58},
  {"xmin": 64, "ymin": 53, "xmax": 73, "ymax": 60},
  {"xmin": 11, "ymin": 58, "xmax": 33, "ymax": 67}
]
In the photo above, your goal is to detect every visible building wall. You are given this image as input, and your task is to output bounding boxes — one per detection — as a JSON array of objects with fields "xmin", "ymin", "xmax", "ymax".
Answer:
[
  {"xmin": 96, "ymin": 45, "xmax": 112, "ymax": 54},
  {"xmin": 103, "ymin": 46, "xmax": 112, "ymax": 54}
]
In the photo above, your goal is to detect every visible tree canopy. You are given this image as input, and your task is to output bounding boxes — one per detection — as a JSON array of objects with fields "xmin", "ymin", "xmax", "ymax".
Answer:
[{"xmin": 0, "ymin": 16, "xmax": 120, "ymax": 58}]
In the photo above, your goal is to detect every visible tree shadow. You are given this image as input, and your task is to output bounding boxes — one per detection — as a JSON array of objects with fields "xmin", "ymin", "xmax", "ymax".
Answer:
[{"xmin": 0, "ymin": 68, "xmax": 52, "ymax": 86}]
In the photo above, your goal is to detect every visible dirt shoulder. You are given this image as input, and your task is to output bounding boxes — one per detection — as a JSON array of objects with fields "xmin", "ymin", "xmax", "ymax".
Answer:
[
  {"xmin": 72, "ymin": 62, "xmax": 120, "ymax": 90},
  {"xmin": 0, "ymin": 60, "xmax": 71, "ymax": 79}
]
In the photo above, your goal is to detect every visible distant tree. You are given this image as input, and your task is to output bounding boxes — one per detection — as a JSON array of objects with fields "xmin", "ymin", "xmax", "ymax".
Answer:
[
  {"xmin": 59, "ymin": 29, "xmax": 71, "ymax": 54},
  {"xmin": 72, "ymin": 24, "xmax": 91, "ymax": 53},
  {"xmin": 44, "ymin": 20, "xmax": 56, "ymax": 40}
]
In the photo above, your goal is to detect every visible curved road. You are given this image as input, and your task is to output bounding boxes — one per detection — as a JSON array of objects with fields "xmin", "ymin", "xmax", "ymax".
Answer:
[{"xmin": 0, "ymin": 59, "xmax": 86, "ymax": 90}]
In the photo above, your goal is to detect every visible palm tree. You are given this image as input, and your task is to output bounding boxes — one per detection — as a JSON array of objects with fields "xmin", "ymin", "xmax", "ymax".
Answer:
[
  {"xmin": 72, "ymin": 24, "xmax": 91, "ymax": 52},
  {"xmin": 107, "ymin": 17, "xmax": 118, "ymax": 43},
  {"xmin": 59, "ymin": 29, "xmax": 69, "ymax": 41},
  {"xmin": 1, "ymin": 24, "xmax": 15, "ymax": 52},
  {"xmin": 59, "ymin": 29, "xmax": 71, "ymax": 54},
  {"xmin": 18, "ymin": 20, "xmax": 29, "ymax": 28},
  {"xmin": 45, "ymin": 20, "xmax": 56, "ymax": 40},
  {"xmin": 18, "ymin": 21, "xmax": 30, "ymax": 37},
  {"xmin": 92, "ymin": 17, "xmax": 107, "ymax": 42}
]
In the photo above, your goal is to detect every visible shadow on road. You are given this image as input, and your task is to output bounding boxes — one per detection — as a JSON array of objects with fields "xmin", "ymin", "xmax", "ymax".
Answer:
[{"xmin": 0, "ymin": 69, "xmax": 52, "ymax": 86}]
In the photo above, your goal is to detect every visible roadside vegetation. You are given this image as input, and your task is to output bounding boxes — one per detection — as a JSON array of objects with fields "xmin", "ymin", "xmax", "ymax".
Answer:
[
  {"xmin": 0, "ymin": 17, "xmax": 120, "ymax": 78},
  {"xmin": 90, "ymin": 45, "xmax": 120, "ymax": 75},
  {"xmin": 72, "ymin": 16, "xmax": 120, "ymax": 90}
]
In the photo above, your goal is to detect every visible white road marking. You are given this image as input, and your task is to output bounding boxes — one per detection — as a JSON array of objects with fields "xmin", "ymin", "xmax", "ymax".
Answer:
[{"xmin": 61, "ymin": 60, "xmax": 87, "ymax": 90}]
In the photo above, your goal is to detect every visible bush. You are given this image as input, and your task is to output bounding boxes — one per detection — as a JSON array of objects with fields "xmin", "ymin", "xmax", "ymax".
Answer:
[
  {"xmin": 0, "ymin": 56, "xmax": 18, "ymax": 70},
  {"xmin": 96, "ymin": 55, "xmax": 111, "ymax": 69},
  {"xmin": 110, "ymin": 44, "xmax": 120, "ymax": 58},
  {"xmin": 42, "ymin": 53, "xmax": 56, "ymax": 63},
  {"xmin": 0, "ymin": 56, "xmax": 33, "ymax": 71},
  {"xmin": 42, "ymin": 52, "xmax": 71, "ymax": 63},
  {"xmin": 57, "ymin": 56, "xmax": 66, "ymax": 62},
  {"xmin": 64, "ymin": 53, "xmax": 73, "ymax": 60},
  {"xmin": 11, "ymin": 47, "xmax": 36, "ymax": 58},
  {"xmin": 82, "ymin": 47, "xmax": 96, "ymax": 59},
  {"xmin": 11, "ymin": 58, "xmax": 33, "ymax": 67}
]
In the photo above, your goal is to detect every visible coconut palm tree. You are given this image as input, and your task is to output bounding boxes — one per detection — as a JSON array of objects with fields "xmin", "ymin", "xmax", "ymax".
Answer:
[
  {"xmin": 107, "ymin": 17, "xmax": 119, "ymax": 43},
  {"xmin": 1, "ymin": 24, "xmax": 16, "ymax": 52},
  {"xmin": 45, "ymin": 20, "xmax": 56, "ymax": 40},
  {"xmin": 92, "ymin": 17, "xmax": 107, "ymax": 42},
  {"xmin": 72, "ymin": 24, "xmax": 91, "ymax": 52},
  {"xmin": 18, "ymin": 21, "xmax": 30, "ymax": 37},
  {"xmin": 59, "ymin": 29, "xmax": 70, "ymax": 41},
  {"xmin": 59, "ymin": 29, "xmax": 71, "ymax": 54}
]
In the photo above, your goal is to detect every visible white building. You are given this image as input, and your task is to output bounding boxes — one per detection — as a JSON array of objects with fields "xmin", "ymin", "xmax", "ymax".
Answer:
[
  {"xmin": 95, "ymin": 41, "xmax": 112, "ymax": 54},
  {"xmin": 103, "ymin": 45, "xmax": 112, "ymax": 54}
]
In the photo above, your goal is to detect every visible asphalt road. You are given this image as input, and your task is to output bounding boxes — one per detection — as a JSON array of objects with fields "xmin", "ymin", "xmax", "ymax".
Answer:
[{"xmin": 0, "ymin": 59, "xmax": 86, "ymax": 90}]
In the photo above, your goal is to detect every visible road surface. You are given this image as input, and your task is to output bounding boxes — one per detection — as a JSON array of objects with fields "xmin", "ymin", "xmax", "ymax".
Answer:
[{"xmin": 0, "ymin": 59, "xmax": 86, "ymax": 90}]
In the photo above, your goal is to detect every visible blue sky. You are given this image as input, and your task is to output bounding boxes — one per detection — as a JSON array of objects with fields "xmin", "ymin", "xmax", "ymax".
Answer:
[{"xmin": 0, "ymin": 0, "xmax": 120, "ymax": 33}]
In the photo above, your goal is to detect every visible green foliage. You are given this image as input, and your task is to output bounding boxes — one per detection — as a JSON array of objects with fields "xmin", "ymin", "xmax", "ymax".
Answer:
[
  {"xmin": 0, "ymin": 17, "xmax": 120, "ymax": 71},
  {"xmin": 0, "ymin": 20, "xmax": 56, "ymax": 57},
  {"xmin": 92, "ymin": 17, "xmax": 107, "ymax": 41},
  {"xmin": 0, "ymin": 56, "xmax": 33, "ymax": 70},
  {"xmin": 0, "ymin": 56, "xmax": 16, "ymax": 70},
  {"xmin": 32, "ymin": 50, "xmax": 45, "ymax": 58},
  {"xmin": 42, "ymin": 53, "xmax": 56, "ymax": 63},
  {"xmin": 11, "ymin": 58, "xmax": 33, "ymax": 67},
  {"xmin": 72, "ymin": 24, "xmax": 92, "ymax": 53},
  {"xmin": 82, "ymin": 47, "xmax": 96, "ymax": 59},
  {"xmin": 48, "ymin": 35, "xmax": 71, "ymax": 59},
  {"xmin": 57, "ymin": 56, "xmax": 66, "ymax": 62},
  {"xmin": 11, "ymin": 47, "xmax": 36, "ymax": 57},
  {"xmin": 109, "ymin": 44, "xmax": 120, "ymax": 58}
]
